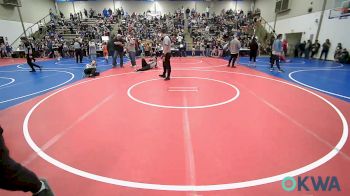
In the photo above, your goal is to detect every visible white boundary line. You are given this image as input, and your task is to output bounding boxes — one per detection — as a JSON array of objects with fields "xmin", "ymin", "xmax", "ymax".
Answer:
[
  {"xmin": 0, "ymin": 70, "xmax": 75, "ymax": 104},
  {"xmin": 256, "ymin": 59, "xmax": 306, "ymax": 64},
  {"xmin": 17, "ymin": 63, "xmax": 112, "ymax": 70},
  {"xmin": 22, "ymin": 69, "xmax": 348, "ymax": 191},
  {"xmin": 0, "ymin": 77, "xmax": 15, "ymax": 88},
  {"xmin": 240, "ymin": 61, "xmax": 344, "ymax": 69},
  {"xmin": 127, "ymin": 77, "xmax": 240, "ymax": 109},
  {"xmin": 289, "ymin": 68, "xmax": 350, "ymax": 100}
]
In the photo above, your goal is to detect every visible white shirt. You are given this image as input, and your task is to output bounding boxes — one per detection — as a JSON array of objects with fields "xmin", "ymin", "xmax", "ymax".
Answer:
[{"xmin": 163, "ymin": 35, "xmax": 171, "ymax": 54}]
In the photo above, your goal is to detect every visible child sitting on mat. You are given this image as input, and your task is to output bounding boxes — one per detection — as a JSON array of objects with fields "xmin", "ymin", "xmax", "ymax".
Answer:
[
  {"xmin": 84, "ymin": 60, "xmax": 99, "ymax": 77},
  {"xmin": 136, "ymin": 56, "xmax": 157, "ymax": 72}
]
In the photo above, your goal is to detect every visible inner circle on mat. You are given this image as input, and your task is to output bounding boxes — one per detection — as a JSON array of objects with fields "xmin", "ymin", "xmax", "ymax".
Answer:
[{"xmin": 127, "ymin": 77, "xmax": 240, "ymax": 109}]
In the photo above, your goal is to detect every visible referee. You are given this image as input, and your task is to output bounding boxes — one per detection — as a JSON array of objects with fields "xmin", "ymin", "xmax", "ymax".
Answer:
[{"xmin": 159, "ymin": 29, "xmax": 172, "ymax": 81}]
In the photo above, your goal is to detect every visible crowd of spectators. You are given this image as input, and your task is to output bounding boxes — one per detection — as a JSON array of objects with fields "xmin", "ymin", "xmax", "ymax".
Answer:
[
  {"xmin": 18, "ymin": 8, "xmax": 116, "ymax": 60},
  {"xmin": 188, "ymin": 8, "xmax": 259, "ymax": 57},
  {"xmin": 292, "ymin": 39, "xmax": 349, "ymax": 63}
]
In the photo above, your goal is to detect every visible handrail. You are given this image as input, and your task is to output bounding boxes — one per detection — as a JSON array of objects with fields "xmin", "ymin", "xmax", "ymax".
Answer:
[
  {"xmin": 10, "ymin": 13, "xmax": 51, "ymax": 47},
  {"xmin": 259, "ymin": 16, "xmax": 277, "ymax": 37}
]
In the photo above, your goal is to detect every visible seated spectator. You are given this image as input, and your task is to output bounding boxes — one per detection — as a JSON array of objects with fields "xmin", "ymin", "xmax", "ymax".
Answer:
[
  {"xmin": 84, "ymin": 60, "xmax": 98, "ymax": 77},
  {"xmin": 339, "ymin": 48, "xmax": 349, "ymax": 63},
  {"xmin": 334, "ymin": 43, "xmax": 342, "ymax": 61}
]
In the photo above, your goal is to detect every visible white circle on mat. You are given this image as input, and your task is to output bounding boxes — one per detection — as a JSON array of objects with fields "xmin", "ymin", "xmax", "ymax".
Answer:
[{"xmin": 127, "ymin": 76, "xmax": 240, "ymax": 109}]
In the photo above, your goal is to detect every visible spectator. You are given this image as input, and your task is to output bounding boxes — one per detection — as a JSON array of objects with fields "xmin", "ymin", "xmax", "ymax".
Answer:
[
  {"xmin": 282, "ymin": 39, "xmax": 288, "ymax": 56},
  {"xmin": 270, "ymin": 34, "xmax": 284, "ymax": 72},
  {"xmin": 84, "ymin": 60, "xmax": 98, "ymax": 77},
  {"xmin": 304, "ymin": 40, "xmax": 312, "ymax": 59},
  {"xmin": 88, "ymin": 40, "xmax": 97, "ymax": 61},
  {"xmin": 319, "ymin": 39, "xmax": 331, "ymax": 60},
  {"xmin": 299, "ymin": 41, "xmax": 306, "ymax": 57},
  {"xmin": 126, "ymin": 35, "xmax": 136, "ymax": 67},
  {"xmin": 249, "ymin": 37, "xmax": 259, "ymax": 67},
  {"xmin": 311, "ymin": 40, "xmax": 321, "ymax": 58},
  {"xmin": 227, "ymin": 34, "xmax": 241, "ymax": 68},
  {"xmin": 334, "ymin": 43, "xmax": 342, "ymax": 61},
  {"xmin": 112, "ymin": 34, "xmax": 125, "ymax": 68},
  {"xmin": 339, "ymin": 48, "xmax": 349, "ymax": 63},
  {"xmin": 0, "ymin": 126, "xmax": 54, "ymax": 196}
]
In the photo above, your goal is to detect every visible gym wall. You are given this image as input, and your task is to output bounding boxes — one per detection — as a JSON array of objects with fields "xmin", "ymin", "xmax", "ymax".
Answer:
[
  {"xmin": 256, "ymin": 0, "xmax": 350, "ymax": 61},
  {"xmin": 57, "ymin": 0, "xmax": 250, "ymax": 17},
  {"xmin": 0, "ymin": 0, "xmax": 55, "ymax": 45}
]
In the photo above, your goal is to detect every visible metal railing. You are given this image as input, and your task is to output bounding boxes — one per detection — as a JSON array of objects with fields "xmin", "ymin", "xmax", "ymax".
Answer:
[
  {"xmin": 10, "ymin": 13, "xmax": 51, "ymax": 48},
  {"xmin": 259, "ymin": 16, "xmax": 277, "ymax": 36}
]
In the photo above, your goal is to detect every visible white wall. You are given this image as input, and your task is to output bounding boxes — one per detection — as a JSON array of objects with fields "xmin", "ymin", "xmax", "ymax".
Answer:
[
  {"xmin": 0, "ymin": 19, "xmax": 37, "ymax": 46},
  {"xmin": 268, "ymin": 12, "xmax": 321, "ymax": 43},
  {"xmin": 255, "ymin": 0, "xmax": 339, "ymax": 22},
  {"xmin": 268, "ymin": 10, "xmax": 350, "ymax": 60},
  {"xmin": 318, "ymin": 14, "xmax": 350, "ymax": 60},
  {"xmin": 0, "ymin": 0, "xmax": 55, "ymax": 23},
  {"xmin": 57, "ymin": 0, "xmax": 250, "ymax": 17}
]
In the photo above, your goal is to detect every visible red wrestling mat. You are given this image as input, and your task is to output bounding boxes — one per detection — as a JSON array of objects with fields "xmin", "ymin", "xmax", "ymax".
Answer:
[{"xmin": 1, "ymin": 57, "xmax": 349, "ymax": 196}]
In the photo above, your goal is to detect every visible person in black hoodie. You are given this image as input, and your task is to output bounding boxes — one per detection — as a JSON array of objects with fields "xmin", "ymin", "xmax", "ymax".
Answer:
[
  {"xmin": 249, "ymin": 37, "xmax": 259, "ymax": 67},
  {"xmin": 0, "ymin": 126, "xmax": 54, "ymax": 195},
  {"xmin": 21, "ymin": 37, "xmax": 42, "ymax": 72},
  {"xmin": 311, "ymin": 40, "xmax": 320, "ymax": 58}
]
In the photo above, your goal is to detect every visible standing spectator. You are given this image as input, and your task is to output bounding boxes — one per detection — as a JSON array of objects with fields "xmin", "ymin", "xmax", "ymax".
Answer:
[
  {"xmin": 319, "ymin": 39, "xmax": 331, "ymax": 60},
  {"xmin": 126, "ymin": 35, "xmax": 136, "ymax": 67},
  {"xmin": 270, "ymin": 34, "xmax": 284, "ymax": 72},
  {"xmin": 112, "ymin": 34, "xmax": 125, "ymax": 68},
  {"xmin": 84, "ymin": 8, "xmax": 88, "ymax": 18},
  {"xmin": 227, "ymin": 34, "xmax": 241, "ymax": 68},
  {"xmin": 107, "ymin": 37, "xmax": 115, "ymax": 59},
  {"xmin": 282, "ymin": 39, "xmax": 288, "ymax": 56},
  {"xmin": 205, "ymin": 41, "xmax": 211, "ymax": 57},
  {"xmin": 180, "ymin": 41, "xmax": 186, "ymax": 57},
  {"xmin": 249, "ymin": 37, "xmax": 258, "ymax": 67},
  {"xmin": 108, "ymin": 8, "xmax": 113, "ymax": 16},
  {"xmin": 200, "ymin": 42, "xmax": 205, "ymax": 56},
  {"xmin": 5, "ymin": 42, "xmax": 12, "ymax": 57},
  {"xmin": 89, "ymin": 8, "xmax": 94, "ymax": 18},
  {"xmin": 88, "ymin": 40, "xmax": 97, "ymax": 61},
  {"xmin": 218, "ymin": 43, "xmax": 223, "ymax": 57},
  {"xmin": 206, "ymin": 6, "xmax": 210, "ymax": 17},
  {"xmin": 0, "ymin": 126, "xmax": 54, "ymax": 196},
  {"xmin": 311, "ymin": 40, "xmax": 321, "ymax": 58},
  {"xmin": 299, "ymin": 41, "xmax": 306, "ymax": 57},
  {"xmin": 304, "ymin": 40, "xmax": 312, "ymax": 59},
  {"xmin": 103, "ymin": 8, "xmax": 108, "ymax": 18},
  {"xmin": 0, "ymin": 43, "xmax": 7, "ymax": 58},
  {"xmin": 186, "ymin": 8, "xmax": 190, "ymax": 18},
  {"xmin": 192, "ymin": 45, "xmax": 196, "ymax": 56}
]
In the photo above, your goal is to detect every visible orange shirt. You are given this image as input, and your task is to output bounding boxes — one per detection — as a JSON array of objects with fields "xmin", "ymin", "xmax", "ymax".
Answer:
[{"xmin": 102, "ymin": 45, "xmax": 108, "ymax": 54}]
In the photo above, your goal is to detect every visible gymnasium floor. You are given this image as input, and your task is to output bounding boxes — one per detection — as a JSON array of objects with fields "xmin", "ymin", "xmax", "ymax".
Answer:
[{"xmin": 0, "ymin": 56, "xmax": 349, "ymax": 195}]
